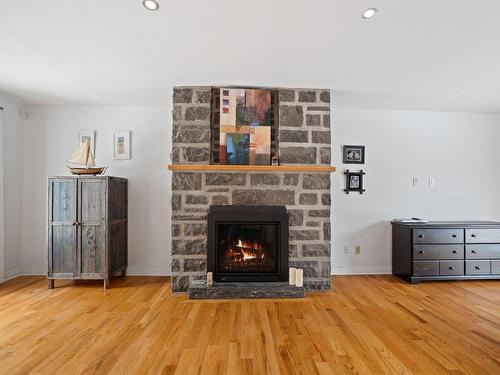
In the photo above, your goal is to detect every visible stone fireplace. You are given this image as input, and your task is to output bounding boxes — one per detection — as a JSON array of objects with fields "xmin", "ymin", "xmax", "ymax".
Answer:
[{"xmin": 171, "ymin": 86, "xmax": 332, "ymax": 292}]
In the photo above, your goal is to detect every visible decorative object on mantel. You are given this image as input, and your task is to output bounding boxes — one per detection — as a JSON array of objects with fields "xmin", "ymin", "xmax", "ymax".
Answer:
[
  {"xmin": 206, "ymin": 272, "xmax": 213, "ymax": 287},
  {"xmin": 114, "ymin": 131, "xmax": 131, "ymax": 160},
  {"xmin": 344, "ymin": 169, "xmax": 365, "ymax": 194},
  {"xmin": 289, "ymin": 267, "xmax": 296, "ymax": 285},
  {"xmin": 66, "ymin": 139, "xmax": 107, "ymax": 175},
  {"xmin": 219, "ymin": 88, "xmax": 273, "ymax": 165},
  {"xmin": 78, "ymin": 130, "xmax": 96, "ymax": 157},
  {"xmin": 343, "ymin": 145, "xmax": 365, "ymax": 164},
  {"xmin": 295, "ymin": 269, "xmax": 304, "ymax": 287},
  {"xmin": 271, "ymin": 153, "xmax": 279, "ymax": 166}
]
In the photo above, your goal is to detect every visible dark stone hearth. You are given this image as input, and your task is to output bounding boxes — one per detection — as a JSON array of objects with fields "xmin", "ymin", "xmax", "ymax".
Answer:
[
  {"xmin": 172, "ymin": 239, "xmax": 206, "ymax": 255},
  {"xmin": 312, "ymin": 131, "xmax": 331, "ymax": 144},
  {"xmin": 279, "ymin": 130, "xmax": 308, "ymax": 143},
  {"xmin": 182, "ymin": 147, "xmax": 210, "ymax": 163},
  {"xmin": 184, "ymin": 223, "xmax": 206, "ymax": 236},
  {"xmin": 279, "ymin": 90, "xmax": 295, "ymax": 102},
  {"xmin": 173, "ymin": 88, "xmax": 193, "ymax": 103},
  {"xmin": 173, "ymin": 125, "xmax": 210, "ymax": 144},
  {"xmin": 206, "ymin": 173, "xmax": 246, "ymax": 186},
  {"xmin": 283, "ymin": 174, "xmax": 299, "ymax": 186},
  {"xmin": 299, "ymin": 193, "xmax": 318, "ymax": 205},
  {"xmin": 279, "ymin": 105, "xmax": 303, "ymax": 127},
  {"xmin": 306, "ymin": 114, "xmax": 321, "ymax": 127},
  {"xmin": 185, "ymin": 107, "xmax": 210, "ymax": 122},
  {"xmin": 173, "ymin": 173, "xmax": 202, "ymax": 191},
  {"xmin": 303, "ymin": 174, "xmax": 330, "ymax": 190},
  {"xmin": 188, "ymin": 281, "xmax": 305, "ymax": 299},
  {"xmin": 280, "ymin": 147, "xmax": 316, "ymax": 164},
  {"xmin": 320, "ymin": 91, "xmax": 330, "ymax": 103},
  {"xmin": 250, "ymin": 174, "xmax": 280, "ymax": 186},
  {"xmin": 298, "ymin": 91, "xmax": 316, "ymax": 102},
  {"xmin": 232, "ymin": 189, "xmax": 295, "ymax": 205}
]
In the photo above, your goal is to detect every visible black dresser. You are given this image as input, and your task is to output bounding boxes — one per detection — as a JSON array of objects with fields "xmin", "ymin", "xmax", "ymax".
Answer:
[{"xmin": 392, "ymin": 221, "xmax": 500, "ymax": 283}]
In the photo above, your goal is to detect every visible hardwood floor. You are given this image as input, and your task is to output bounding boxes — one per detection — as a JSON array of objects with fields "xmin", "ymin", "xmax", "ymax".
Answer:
[{"xmin": 0, "ymin": 276, "xmax": 498, "ymax": 374}]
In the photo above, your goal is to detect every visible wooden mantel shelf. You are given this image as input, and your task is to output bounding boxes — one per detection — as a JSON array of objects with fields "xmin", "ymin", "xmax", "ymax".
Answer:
[{"xmin": 167, "ymin": 164, "xmax": 336, "ymax": 173}]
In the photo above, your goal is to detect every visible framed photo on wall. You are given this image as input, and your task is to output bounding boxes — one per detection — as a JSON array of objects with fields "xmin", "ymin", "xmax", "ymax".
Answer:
[
  {"xmin": 344, "ymin": 170, "xmax": 365, "ymax": 194},
  {"xmin": 343, "ymin": 145, "xmax": 365, "ymax": 164},
  {"xmin": 113, "ymin": 131, "xmax": 131, "ymax": 160},
  {"xmin": 78, "ymin": 130, "xmax": 96, "ymax": 157}
]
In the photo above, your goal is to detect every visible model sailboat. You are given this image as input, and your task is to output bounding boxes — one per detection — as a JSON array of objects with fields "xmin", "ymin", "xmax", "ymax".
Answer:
[{"xmin": 66, "ymin": 140, "xmax": 107, "ymax": 175}]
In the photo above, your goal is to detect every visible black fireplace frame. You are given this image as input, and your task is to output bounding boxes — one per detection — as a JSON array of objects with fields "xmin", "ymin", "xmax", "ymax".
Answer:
[{"xmin": 208, "ymin": 206, "xmax": 289, "ymax": 283}]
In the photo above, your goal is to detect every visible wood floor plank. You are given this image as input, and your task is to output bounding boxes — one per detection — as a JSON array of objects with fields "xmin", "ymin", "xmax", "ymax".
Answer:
[{"xmin": 0, "ymin": 275, "xmax": 498, "ymax": 374}]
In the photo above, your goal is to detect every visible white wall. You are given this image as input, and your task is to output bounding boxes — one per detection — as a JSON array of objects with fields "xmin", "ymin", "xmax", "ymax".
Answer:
[
  {"xmin": 21, "ymin": 105, "xmax": 172, "ymax": 275},
  {"xmin": 332, "ymin": 109, "xmax": 500, "ymax": 274},
  {"xmin": 0, "ymin": 92, "xmax": 25, "ymax": 281}
]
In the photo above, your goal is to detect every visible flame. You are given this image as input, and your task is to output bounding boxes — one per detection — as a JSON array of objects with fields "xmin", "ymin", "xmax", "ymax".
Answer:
[{"xmin": 226, "ymin": 238, "xmax": 266, "ymax": 263}]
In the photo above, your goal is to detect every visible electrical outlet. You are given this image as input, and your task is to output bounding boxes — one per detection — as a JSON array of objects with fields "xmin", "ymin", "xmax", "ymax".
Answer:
[
  {"xmin": 344, "ymin": 245, "xmax": 349, "ymax": 255},
  {"xmin": 429, "ymin": 178, "xmax": 436, "ymax": 188},
  {"xmin": 412, "ymin": 178, "xmax": 419, "ymax": 187},
  {"xmin": 355, "ymin": 246, "xmax": 361, "ymax": 255}
]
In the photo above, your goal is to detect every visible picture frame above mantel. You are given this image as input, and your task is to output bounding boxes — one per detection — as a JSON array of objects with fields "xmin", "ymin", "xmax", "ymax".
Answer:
[{"xmin": 167, "ymin": 164, "xmax": 336, "ymax": 173}]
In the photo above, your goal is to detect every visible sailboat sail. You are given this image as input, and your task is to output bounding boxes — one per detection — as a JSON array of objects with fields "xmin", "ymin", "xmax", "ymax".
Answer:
[
  {"xmin": 66, "ymin": 138, "xmax": 106, "ymax": 175},
  {"xmin": 86, "ymin": 149, "xmax": 96, "ymax": 167},
  {"xmin": 68, "ymin": 140, "xmax": 90, "ymax": 165}
]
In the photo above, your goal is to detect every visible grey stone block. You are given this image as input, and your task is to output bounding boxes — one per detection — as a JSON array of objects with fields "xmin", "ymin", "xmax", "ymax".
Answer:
[
  {"xmin": 185, "ymin": 195, "xmax": 208, "ymax": 205},
  {"xmin": 206, "ymin": 187, "xmax": 230, "ymax": 193},
  {"xmin": 312, "ymin": 131, "xmax": 331, "ymax": 144},
  {"xmin": 298, "ymin": 91, "xmax": 316, "ymax": 102},
  {"xmin": 306, "ymin": 221, "xmax": 320, "ymax": 227},
  {"xmin": 280, "ymin": 147, "xmax": 316, "ymax": 164},
  {"xmin": 289, "ymin": 230, "xmax": 320, "ymax": 241},
  {"xmin": 303, "ymin": 174, "xmax": 330, "ymax": 190},
  {"xmin": 172, "ymin": 275, "xmax": 190, "ymax": 292},
  {"xmin": 250, "ymin": 174, "xmax": 280, "ymax": 186},
  {"xmin": 308, "ymin": 209, "xmax": 331, "ymax": 218},
  {"xmin": 184, "ymin": 223, "xmax": 207, "ymax": 236},
  {"xmin": 173, "ymin": 125, "xmax": 210, "ymax": 144},
  {"xmin": 172, "ymin": 239, "xmax": 207, "ymax": 255},
  {"xmin": 182, "ymin": 147, "xmax": 210, "ymax": 163},
  {"xmin": 306, "ymin": 106, "xmax": 330, "ymax": 111},
  {"xmin": 320, "ymin": 147, "xmax": 331, "ymax": 164},
  {"xmin": 172, "ymin": 172, "xmax": 202, "ymax": 191},
  {"xmin": 299, "ymin": 193, "xmax": 318, "ymax": 205},
  {"xmin": 172, "ymin": 194, "xmax": 181, "ymax": 211},
  {"xmin": 206, "ymin": 173, "xmax": 246, "ymax": 186},
  {"xmin": 323, "ymin": 114, "xmax": 330, "ymax": 128},
  {"xmin": 170, "ymin": 147, "xmax": 180, "ymax": 163},
  {"xmin": 172, "ymin": 224, "xmax": 182, "ymax": 237},
  {"xmin": 173, "ymin": 88, "xmax": 193, "ymax": 104},
  {"xmin": 320, "ymin": 91, "xmax": 330, "ymax": 103},
  {"xmin": 173, "ymin": 106, "xmax": 183, "ymax": 122},
  {"xmin": 184, "ymin": 258, "xmax": 207, "ymax": 272},
  {"xmin": 279, "ymin": 90, "xmax": 295, "ymax": 102},
  {"xmin": 324, "ymin": 222, "xmax": 331, "ymax": 240},
  {"xmin": 279, "ymin": 105, "xmax": 303, "ymax": 127},
  {"xmin": 172, "ymin": 258, "xmax": 182, "ymax": 272},
  {"xmin": 211, "ymin": 195, "xmax": 229, "ymax": 205},
  {"xmin": 232, "ymin": 189, "xmax": 295, "ymax": 205},
  {"xmin": 306, "ymin": 114, "xmax": 321, "ymax": 126},
  {"xmin": 279, "ymin": 130, "xmax": 308, "ymax": 143},
  {"xmin": 304, "ymin": 279, "xmax": 331, "ymax": 291},
  {"xmin": 302, "ymin": 244, "xmax": 330, "ymax": 257},
  {"xmin": 288, "ymin": 209, "xmax": 304, "ymax": 227},
  {"xmin": 283, "ymin": 174, "xmax": 299, "ymax": 186},
  {"xmin": 194, "ymin": 89, "xmax": 211, "ymax": 103},
  {"xmin": 290, "ymin": 259, "xmax": 330, "ymax": 278},
  {"xmin": 289, "ymin": 244, "xmax": 298, "ymax": 257},
  {"xmin": 321, "ymin": 193, "xmax": 331, "ymax": 206},
  {"xmin": 185, "ymin": 107, "xmax": 210, "ymax": 122}
]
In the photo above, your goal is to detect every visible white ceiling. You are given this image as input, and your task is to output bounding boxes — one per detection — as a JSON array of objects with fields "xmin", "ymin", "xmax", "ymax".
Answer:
[{"xmin": 0, "ymin": 0, "xmax": 499, "ymax": 112}]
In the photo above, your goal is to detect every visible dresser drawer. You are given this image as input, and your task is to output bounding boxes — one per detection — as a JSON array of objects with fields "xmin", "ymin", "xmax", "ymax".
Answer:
[
  {"xmin": 465, "ymin": 228, "xmax": 500, "ymax": 243},
  {"xmin": 439, "ymin": 261, "xmax": 464, "ymax": 276},
  {"xmin": 413, "ymin": 261, "xmax": 438, "ymax": 276},
  {"xmin": 492, "ymin": 261, "xmax": 500, "ymax": 274},
  {"xmin": 413, "ymin": 229, "xmax": 463, "ymax": 244},
  {"xmin": 465, "ymin": 260, "xmax": 491, "ymax": 275},
  {"xmin": 413, "ymin": 245, "xmax": 464, "ymax": 260},
  {"xmin": 465, "ymin": 244, "xmax": 500, "ymax": 259}
]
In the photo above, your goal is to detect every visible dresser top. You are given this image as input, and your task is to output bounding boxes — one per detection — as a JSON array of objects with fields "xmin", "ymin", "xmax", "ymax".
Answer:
[{"xmin": 391, "ymin": 220, "xmax": 500, "ymax": 228}]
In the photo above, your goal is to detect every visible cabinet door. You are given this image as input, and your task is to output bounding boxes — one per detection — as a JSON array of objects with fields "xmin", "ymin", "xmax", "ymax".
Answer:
[
  {"xmin": 48, "ymin": 179, "xmax": 77, "ymax": 277},
  {"xmin": 78, "ymin": 179, "xmax": 106, "ymax": 278}
]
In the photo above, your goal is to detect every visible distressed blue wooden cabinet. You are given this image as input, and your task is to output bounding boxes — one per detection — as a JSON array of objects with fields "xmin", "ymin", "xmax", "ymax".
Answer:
[{"xmin": 47, "ymin": 176, "xmax": 128, "ymax": 289}]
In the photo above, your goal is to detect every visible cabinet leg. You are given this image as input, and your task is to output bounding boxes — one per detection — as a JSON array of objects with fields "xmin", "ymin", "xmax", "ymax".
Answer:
[
  {"xmin": 121, "ymin": 269, "xmax": 126, "ymax": 277},
  {"xmin": 48, "ymin": 279, "xmax": 54, "ymax": 289},
  {"xmin": 104, "ymin": 278, "xmax": 109, "ymax": 290}
]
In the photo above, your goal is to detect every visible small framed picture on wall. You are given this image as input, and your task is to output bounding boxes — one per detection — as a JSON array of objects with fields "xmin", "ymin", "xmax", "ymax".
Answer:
[
  {"xmin": 343, "ymin": 145, "xmax": 365, "ymax": 164},
  {"xmin": 113, "ymin": 131, "xmax": 131, "ymax": 160},
  {"xmin": 344, "ymin": 170, "xmax": 365, "ymax": 194},
  {"xmin": 78, "ymin": 130, "xmax": 96, "ymax": 157}
]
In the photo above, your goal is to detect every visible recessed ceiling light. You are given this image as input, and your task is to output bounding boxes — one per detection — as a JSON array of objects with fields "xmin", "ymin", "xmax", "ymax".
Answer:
[
  {"xmin": 361, "ymin": 8, "xmax": 378, "ymax": 19},
  {"xmin": 143, "ymin": 0, "xmax": 160, "ymax": 11}
]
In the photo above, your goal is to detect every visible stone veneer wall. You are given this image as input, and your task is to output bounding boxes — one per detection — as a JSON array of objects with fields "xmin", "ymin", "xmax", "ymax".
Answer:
[{"xmin": 171, "ymin": 87, "xmax": 331, "ymax": 292}]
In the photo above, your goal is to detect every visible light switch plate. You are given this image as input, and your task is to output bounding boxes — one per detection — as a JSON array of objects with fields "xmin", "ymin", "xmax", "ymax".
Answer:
[
  {"xmin": 412, "ymin": 178, "xmax": 419, "ymax": 187},
  {"xmin": 429, "ymin": 178, "xmax": 436, "ymax": 188}
]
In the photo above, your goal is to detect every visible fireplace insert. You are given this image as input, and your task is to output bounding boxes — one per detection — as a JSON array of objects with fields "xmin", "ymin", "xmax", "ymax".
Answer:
[{"xmin": 208, "ymin": 206, "xmax": 289, "ymax": 282}]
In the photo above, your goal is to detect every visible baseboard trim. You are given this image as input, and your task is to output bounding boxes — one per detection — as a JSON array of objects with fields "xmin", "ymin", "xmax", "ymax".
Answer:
[
  {"xmin": 22, "ymin": 267, "xmax": 46, "ymax": 275},
  {"xmin": 332, "ymin": 266, "xmax": 392, "ymax": 275},
  {"xmin": 126, "ymin": 267, "xmax": 170, "ymax": 276},
  {"xmin": 4, "ymin": 268, "xmax": 21, "ymax": 281}
]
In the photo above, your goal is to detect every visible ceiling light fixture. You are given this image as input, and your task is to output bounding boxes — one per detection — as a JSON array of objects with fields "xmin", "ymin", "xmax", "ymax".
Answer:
[
  {"xmin": 361, "ymin": 8, "xmax": 378, "ymax": 19},
  {"xmin": 143, "ymin": 0, "xmax": 160, "ymax": 11}
]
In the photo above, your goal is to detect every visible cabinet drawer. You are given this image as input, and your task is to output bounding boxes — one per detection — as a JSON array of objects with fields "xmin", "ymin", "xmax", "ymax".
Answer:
[
  {"xmin": 439, "ymin": 261, "xmax": 464, "ymax": 276},
  {"xmin": 465, "ymin": 260, "xmax": 491, "ymax": 275},
  {"xmin": 413, "ymin": 229, "xmax": 463, "ymax": 244},
  {"xmin": 413, "ymin": 261, "xmax": 438, "ymax": 276},
  {"xmin": 466, "ymin": 228, "xmax": 500, "ymax": 243},
  {"xmin": 465, "ymin": 244, "xmax": 500, "ymax": 259},
  {"xmin": 492, "ymin": 261, "xmax": 500, "ymax": 274},
  {"xmin": 413, "ymin": 245, "xmax": 464, "ymax": 260}
]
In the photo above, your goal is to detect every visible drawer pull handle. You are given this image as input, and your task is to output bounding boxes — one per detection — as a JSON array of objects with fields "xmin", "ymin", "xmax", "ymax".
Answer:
[
  {"xmin": 452, "ymin": 234, "xmax": 457, "ymax": 238},
  {"xmin": 419, "ymin": 250, "xmax": 425, "ymax": 254},
  {"xmin": 471, "ymin": 250, "xmax": 477, "ymax": 254},
  {"xmin": 452, "ymin": 250, "xmax": 458, "ymax": 254},
  {"xmin": 475, "ymin": 266, "xmax": 480, "ymax": 270},
  {"xmin": 471, "ymin": 234, "xmax": 476, "ymax": 238},
  {"xmin": 449, "ymin": 267, "xmax": 455, "ymax": 270},
  {"xmin": 418, "ymin": 234, "xmax": 424, "ymax": 238}
]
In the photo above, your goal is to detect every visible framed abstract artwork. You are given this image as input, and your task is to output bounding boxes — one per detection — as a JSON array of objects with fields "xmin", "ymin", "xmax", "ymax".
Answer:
[
  {"xmin": 343, "ymin": 145, "xmax": 365, "ymax": 164},
  {"xmin": 344, "ymin": 170, "xmax": 365, "ymax": 194}
]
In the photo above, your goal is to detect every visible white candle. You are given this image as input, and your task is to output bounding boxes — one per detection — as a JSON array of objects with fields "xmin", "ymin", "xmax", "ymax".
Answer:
[
  {"xmin": 207, "ymin": 272, "xmax": 213, "ymax": 287},
  {"xmin": 289, "ymin": 267, "xmax": 296, "ymax": 285},
  {"xmin": 295, "ymin": 269, "xmax": 303, "ymax": 287}
]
